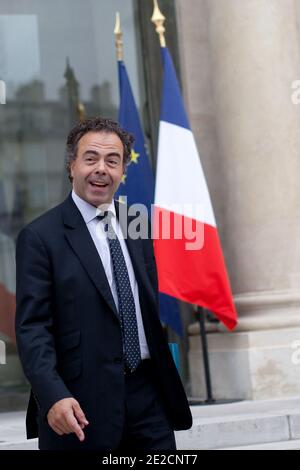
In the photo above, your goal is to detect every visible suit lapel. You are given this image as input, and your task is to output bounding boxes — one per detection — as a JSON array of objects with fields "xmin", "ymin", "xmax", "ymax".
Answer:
[{"xmin": 62, "ymin": 194, "xmax": 119, "ymax": 319}]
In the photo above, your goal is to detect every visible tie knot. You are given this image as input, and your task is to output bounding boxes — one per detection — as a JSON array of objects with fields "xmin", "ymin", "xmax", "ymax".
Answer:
[
  {"xmin": 97, "ymin": 210, "xmax": 107, "ymax": 221},
  {"xmin": 97, "ymin": 211, "xmax": 113, "ymax": 232},
  {"xmin": 97, "ymin": 210, "xmax": 113, "ymax": 221}
]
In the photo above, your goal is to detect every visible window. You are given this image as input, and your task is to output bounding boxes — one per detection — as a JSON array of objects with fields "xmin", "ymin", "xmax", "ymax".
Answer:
[{"xmin": 0, "ymin": 0, "xmax": 145, "ymax": 389}]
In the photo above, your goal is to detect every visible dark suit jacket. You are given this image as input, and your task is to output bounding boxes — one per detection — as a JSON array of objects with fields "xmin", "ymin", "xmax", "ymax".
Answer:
[{"xmin": 15, "ymin": 193, "xmax": 192, "ymax": 450}]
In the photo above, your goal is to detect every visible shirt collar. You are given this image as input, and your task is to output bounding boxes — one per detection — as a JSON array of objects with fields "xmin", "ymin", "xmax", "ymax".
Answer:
[{"xmin": 72, "ymin": 190, "xmax": 116, "ymax": 224}]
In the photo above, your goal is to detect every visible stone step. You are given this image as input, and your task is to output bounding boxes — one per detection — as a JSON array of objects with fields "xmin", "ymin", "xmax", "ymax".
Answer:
[
  {"xmin": 3, "ymin": 437, "xmax": 300, "ymax": 451},
  {"xmin": 0, "ymin": 439, "xmax": 38, "ymax": 450},
  {"xmin": 2, "ymin": 397, "xmax": 300, "ymax": 450},
  {"xmin": 175, "ymin": 397, "xmax": 300, "ymax": 450},
  {"xmin": 220, "ymin": 439, "xmax": 300, "ymax": 450}
]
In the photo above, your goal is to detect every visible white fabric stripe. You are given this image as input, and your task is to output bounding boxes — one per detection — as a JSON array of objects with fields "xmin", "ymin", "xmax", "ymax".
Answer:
[{"xmin": 155, "ymin": 121, "xmax": 216, "ymax": 228}]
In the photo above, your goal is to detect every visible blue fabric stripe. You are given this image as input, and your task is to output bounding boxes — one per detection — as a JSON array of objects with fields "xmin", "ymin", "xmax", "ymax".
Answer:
[
  {"xmin": 116, "ymin": 61, "xmax": 154, "ymax": 208},
  {"xmin": 160, "ymin": 47, "xmax": 191, "ymax": 130}
]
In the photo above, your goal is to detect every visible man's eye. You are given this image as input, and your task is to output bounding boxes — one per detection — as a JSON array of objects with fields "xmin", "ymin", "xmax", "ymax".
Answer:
[{"xmin": 108, "ymin": 160, "xmax": 118, "ymax": 165}]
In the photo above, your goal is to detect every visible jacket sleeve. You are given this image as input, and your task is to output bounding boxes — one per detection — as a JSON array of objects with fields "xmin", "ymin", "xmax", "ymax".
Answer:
[{"xmin": 15, "ymin": 226, "xmax": 73, "ymax": 418}]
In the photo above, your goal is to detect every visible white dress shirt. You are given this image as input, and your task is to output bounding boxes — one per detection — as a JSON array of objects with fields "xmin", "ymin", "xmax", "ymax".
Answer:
[{"xmin": 72, "ymin": 190, "xmax": 150, "ymax": 359}]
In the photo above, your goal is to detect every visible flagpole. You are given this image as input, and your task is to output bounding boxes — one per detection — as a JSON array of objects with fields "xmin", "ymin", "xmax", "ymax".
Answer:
[
  {"xmin": 151, "ymin": 0, "xmax": 215, "ymax": 404},
  {"xmin": 151, "ymin": 0, "xmax": 182, "ymax": 362},
  {"xmin": 114, "ymin": 12, "xmax": 124, "ymax": 61},
  {"xmin": 195, "ymin": 307, "xmax": 214, "ymax": 403}
]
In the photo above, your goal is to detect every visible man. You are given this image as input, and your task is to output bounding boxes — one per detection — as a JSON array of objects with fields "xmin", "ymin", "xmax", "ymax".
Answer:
[{"xmin": 15, "ymin": 117, "xmax": 192, "ymax": 451}]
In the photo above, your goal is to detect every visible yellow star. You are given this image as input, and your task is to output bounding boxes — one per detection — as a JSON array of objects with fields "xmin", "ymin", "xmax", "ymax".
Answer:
[
  {"xmin": 131, "ymin": 148, "xmax": 140, "ymax": 164},
  {"xmin": 121, "ymin": 174, "xmax": 127, "ymax": 185}
]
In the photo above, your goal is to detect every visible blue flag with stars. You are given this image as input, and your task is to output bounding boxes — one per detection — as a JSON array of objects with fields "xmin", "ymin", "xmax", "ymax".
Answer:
[{"xmin": 116, "ymin": 60, "xmax": 183, "ymax": 337}]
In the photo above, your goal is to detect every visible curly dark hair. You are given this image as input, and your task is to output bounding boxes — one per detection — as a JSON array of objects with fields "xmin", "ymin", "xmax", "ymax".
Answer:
[{"xmin": 66, "ymin": 117, "xmax": 134, "ymax": 182}]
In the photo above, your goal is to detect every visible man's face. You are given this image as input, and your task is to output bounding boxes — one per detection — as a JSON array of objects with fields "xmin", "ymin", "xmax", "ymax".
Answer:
[{"xmin": 70, "ymin": 131, "xmax": 124, "ymax": 207}]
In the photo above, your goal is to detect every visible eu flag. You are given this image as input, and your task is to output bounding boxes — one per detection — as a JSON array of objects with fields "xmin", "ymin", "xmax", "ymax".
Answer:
[{"xmin": 116, "ymin": 60, "xmax": 183, "ymax": 336}]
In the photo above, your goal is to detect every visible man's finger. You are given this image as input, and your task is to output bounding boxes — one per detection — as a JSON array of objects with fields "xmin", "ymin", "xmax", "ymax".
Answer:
[
  {"xmin": 65, "ymin": 412, "xmax": 85, "ymax": 441},
  {"xmin": 73, "ymin": 401, "xmax": 89, "ymax": 426}
]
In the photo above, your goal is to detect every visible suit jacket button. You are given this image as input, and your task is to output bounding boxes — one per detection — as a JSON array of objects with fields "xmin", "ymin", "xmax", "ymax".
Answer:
[{"xmin": 113, "ymin": 357, "xmax": 122, "ymax": 364}]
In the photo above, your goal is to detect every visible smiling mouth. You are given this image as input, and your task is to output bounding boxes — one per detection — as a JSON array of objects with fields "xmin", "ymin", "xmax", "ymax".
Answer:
[{"xmin": 90, "ymin": 181, "xmax": 108, "ymax": 188}]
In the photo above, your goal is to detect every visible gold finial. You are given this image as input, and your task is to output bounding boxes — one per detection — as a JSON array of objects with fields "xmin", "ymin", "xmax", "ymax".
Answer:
[
  {"xmin": 151, "ymin": 0, "xmax": 166, "ymax": 48},
  {"xmin": 114, "ymin": 12, "xmax": 123, "ymax": 61}
]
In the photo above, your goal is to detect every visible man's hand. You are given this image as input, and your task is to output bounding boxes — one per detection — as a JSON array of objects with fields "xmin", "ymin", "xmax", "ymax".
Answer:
[{"xmin": 47, "ymin": 398, "xmax": 89, "ymax": 441}]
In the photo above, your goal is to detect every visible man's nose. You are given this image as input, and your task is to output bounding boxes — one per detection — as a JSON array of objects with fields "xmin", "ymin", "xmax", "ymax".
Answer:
[{"xmin": 95, "ymin": 160, "xmax": 106, "ymax": 173}]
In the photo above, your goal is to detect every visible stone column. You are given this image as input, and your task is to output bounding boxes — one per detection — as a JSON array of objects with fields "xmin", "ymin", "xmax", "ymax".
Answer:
[{"xmin": 176, "ymin": 0, "xmax": 300, "ymax": 399}]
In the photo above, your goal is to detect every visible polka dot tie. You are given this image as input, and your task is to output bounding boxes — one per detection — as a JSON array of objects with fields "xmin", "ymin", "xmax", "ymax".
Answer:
[{"xmin": 97, "ymin": 212, "xmax": 141, "ymax": 372}]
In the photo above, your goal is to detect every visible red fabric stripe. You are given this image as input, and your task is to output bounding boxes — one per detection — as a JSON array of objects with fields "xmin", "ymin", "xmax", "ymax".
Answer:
[
  {"xmin": 154, "ymin": 207, "xmax": 237, "ymax": 330},
  {"xmin": 0, "ymin": 283, "xmax": 16, "ymax": 342}
]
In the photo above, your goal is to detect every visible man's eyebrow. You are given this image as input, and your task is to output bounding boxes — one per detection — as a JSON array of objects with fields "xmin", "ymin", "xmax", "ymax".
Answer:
[
  {"xmin": 83, "ymin": 150, "xmax": 99, "ymax": 157},
  {"xmin": 106, "ymin": 152, "xmax": 121, "ymax": 158},
  {"xmin": 82, "ymin": 150, "xmax": 121, "ymax": 158}
]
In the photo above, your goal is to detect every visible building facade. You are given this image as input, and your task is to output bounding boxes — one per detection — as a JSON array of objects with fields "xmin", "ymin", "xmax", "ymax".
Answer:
[
  {"xmin": 178, "ymin": 0, "xmax": 300, "ymax": 400},
  {"xmin": 1, "ymin": 0, "xmax": 300, "ymax": 402}
]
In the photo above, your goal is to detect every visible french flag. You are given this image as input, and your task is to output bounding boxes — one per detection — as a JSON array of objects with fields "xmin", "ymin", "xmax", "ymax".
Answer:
[{"xmin": 154, "ymin": 47, "xmax": 237, "ymax": 330}]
